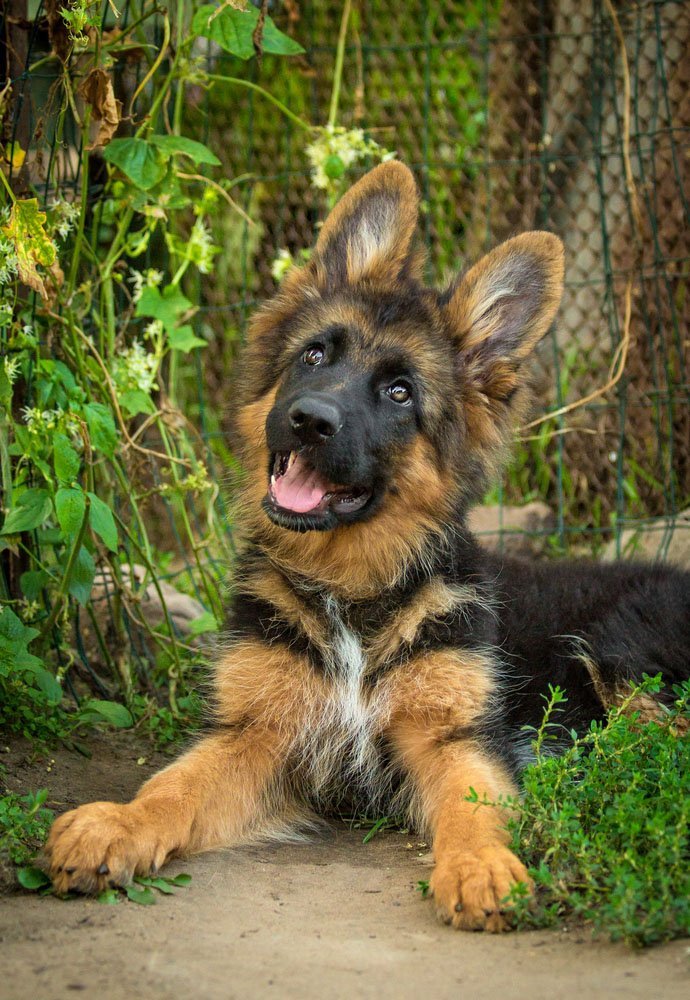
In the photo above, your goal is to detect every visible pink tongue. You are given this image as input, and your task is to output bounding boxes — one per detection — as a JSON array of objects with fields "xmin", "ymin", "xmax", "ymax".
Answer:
[{"xmin": 272, "ymin": 454, "xmax": 335, "ymax": 513}]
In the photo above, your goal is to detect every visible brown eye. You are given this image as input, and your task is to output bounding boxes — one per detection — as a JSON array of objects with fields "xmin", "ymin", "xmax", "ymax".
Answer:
[
  {"xmin": 303, "ymin": 345, "xmax": 324, "ymax": 366},
  {"xmin": 387, "ymin": 382, "xmax": 411, "ymax": 404}
]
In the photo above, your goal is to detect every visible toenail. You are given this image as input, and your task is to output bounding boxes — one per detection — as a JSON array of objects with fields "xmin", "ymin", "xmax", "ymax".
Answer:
[
  {"xmin": 454, "ymin": 902, "xmax": 463, "ymax": 912},
  {"xmin": 65, "ymin": 866, "xmax": 76, "ymax": 874},
  {"xmin": 97, "ymin": 863, "xmax": 110, "ymax": 875}
]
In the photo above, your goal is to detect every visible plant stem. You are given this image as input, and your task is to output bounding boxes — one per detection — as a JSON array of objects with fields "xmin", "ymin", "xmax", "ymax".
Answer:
[
  {"xmin": 207, "ymin": 75, "xmax": 313, "ymax": 133},
  {"xmin": 328, "ymin": 0, "xmax": 352, "ymax": 129},
  {"xmin": 37, "ymin": 498, "xmax": 91, "ymax": 644},
  {"xmin": 0, "ymin": 167, "xmax": 17, "ymax": 203}
]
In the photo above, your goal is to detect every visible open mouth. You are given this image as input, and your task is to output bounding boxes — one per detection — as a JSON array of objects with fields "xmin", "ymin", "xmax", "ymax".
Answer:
[{"xmin": 265, "ymin": 451, "xmax": 371, "ymax": 527}]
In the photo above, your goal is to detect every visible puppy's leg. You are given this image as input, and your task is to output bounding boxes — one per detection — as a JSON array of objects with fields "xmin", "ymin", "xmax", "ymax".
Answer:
[
  {"xmin": 393, "ymin": 721, "xmax": 529, "ymax": 932},
  {"xmin": 45, "ymin": 639, "xmax": 319, "ymax": 894},
  {"xmin": 45, "ymin": 727, "xmax": 291, "ymax": 894}
]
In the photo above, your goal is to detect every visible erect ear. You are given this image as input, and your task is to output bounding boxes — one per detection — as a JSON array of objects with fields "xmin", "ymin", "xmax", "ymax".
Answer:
[
  {"xmin": 445, "ymin": 232, "xmax": 565, "ymax": 400},
  {"xmin": 312, "ymin": 160, "xmax": 420, "ymax": 290}
]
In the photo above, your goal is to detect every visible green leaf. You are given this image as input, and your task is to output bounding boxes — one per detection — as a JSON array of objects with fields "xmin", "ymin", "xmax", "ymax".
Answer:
[
  {"xmin": 0, "ymin": 607, "xmax": 41, "ymax": 679},
  {"xmin": 119, "ymin": 389, "xmax": 156, "ymax": 418},
  {"xmin": 98, "ymin": 888, "xmax": 121, "ymax": 905},
  {"xmin": 103, "ymin": 138, "xmax": 167, "ymax": 191},
  {"xmin": 0, "ymin": 364, "xmax": 12, "ymax": 408},
  {"xmin": 0, "ymin": 606, "xmax": 38, "ymax": 646},
  {"xmin": 88, "ymin": 492, "xmax": 118, "ymax": 552},
  {"xmin": 1, "ymin": 489, "xmax": 52, "ymax": 535},
  {"xmin": 148, "ymin": 135, "xmax": 221, "ymax": 166},
  {"xmin": 187, "ymin": 612, "xmax": 218, "ymax": 637},
  {"xmin": 168, "ymin": 324, "xmax": 206, "ymax": 353},
  {"xmin": 135, "ymin": 876, "xmax": 176, "ymax": 895},
  {"xmin": 125, "ymin": 885, "xmax": 156, "ymax": 905},
  {"xmin": 30, "ymin": 667, "xmax": 63, "ymax": 705},
  {"xmin": 168, "ymin": 873, "xmax": 192, "ymax": 887},
  {"xmin": 81, "ymin": 699, "xmax": 133, "ymax": 728},
  {"xmin": 17, "ymin": 866, "xmax": 51, "ymax": 890},
  {"xmin": 84, "ymin": 403, "xmax": 118, "ymax": 458},
  {"xmin": 66, "ymin": 545, "xmax": 95, "ymax": 606},
  {"xmin": 54, "ymin": 433, "xmax": 81, "ymax": 484},
  {"xmin": 55, "ymin": 487, "xmax": 86, "ymax": 536},
  {"xmin": 20, "ymin": 569, "xmax": 49, "ymax": 602},
  {"xmin": 135, "ymin": 285, "xmax": 193, "ymax": 333},
  {"xmin": 192, "ymin": 5, "xmax": 304, "ymax": 60}
]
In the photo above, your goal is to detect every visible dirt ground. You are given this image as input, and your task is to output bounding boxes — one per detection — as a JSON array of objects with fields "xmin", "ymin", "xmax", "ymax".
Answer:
[{"xmin": 1, "ymin": 734, "xmax": 688, "ymax": 1000}]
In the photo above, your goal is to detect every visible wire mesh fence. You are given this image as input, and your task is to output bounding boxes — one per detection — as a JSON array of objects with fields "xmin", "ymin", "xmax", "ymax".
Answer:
[
  {"xmin": 1, "ymin": 0, "xmax": 688, "ymax": 716},
  {"xmin": 209, "ymin": 0, "xmax": 689, "ymax": 556}
]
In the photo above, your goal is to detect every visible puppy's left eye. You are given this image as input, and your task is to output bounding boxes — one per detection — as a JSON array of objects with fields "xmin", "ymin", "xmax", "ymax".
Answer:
[
  {"xmin": 303, "ymin": 345, "xmax": 325, "ymax": 366},
  {"xmin": 387, "ymin": 382, "xmax": 412, "ymax": 404}
]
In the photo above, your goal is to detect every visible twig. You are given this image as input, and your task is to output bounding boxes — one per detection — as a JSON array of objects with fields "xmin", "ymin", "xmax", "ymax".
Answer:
[
  {"xmin": 177, "ymin": 171, "xmax": 255, "ymax": 227},
  {"xmin": 603, "ymin": 0, "xmax": 643, "ymax": 242},
  {"xmin": 521, "ymin": 276, "xmax": 633, "ymax": 431}
]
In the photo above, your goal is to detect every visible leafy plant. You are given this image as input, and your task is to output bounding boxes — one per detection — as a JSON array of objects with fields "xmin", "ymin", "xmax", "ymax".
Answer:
[
  {"xmin": 0, "ymin": 787, "xmax": 54, "ymax": 890},
  {"xmin": 17, "ymin": 864, "xmax": 192, "ymax": 905},
  {"xmin": 507, "ymin": 678, "xmax": 690, "ymax": 947},
  {"xmin": 0, "ymin": 1, "xmax": 309, "ymax": 740}
]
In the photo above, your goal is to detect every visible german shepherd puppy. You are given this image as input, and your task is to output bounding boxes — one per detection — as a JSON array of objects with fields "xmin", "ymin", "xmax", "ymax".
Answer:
[{"xmin": 45, "ymin": 162, "xmax": 690, "ymax": 931}]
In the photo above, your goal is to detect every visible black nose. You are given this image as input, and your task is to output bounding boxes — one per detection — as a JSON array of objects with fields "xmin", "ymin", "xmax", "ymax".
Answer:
[{"xmin": 288, "ymin": 395, "xmax": 343, "ymax": 444}]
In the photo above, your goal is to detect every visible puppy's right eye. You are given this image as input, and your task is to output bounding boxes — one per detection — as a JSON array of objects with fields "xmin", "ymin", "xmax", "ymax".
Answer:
[{"xmin": 303, "ymin": 345, "xmax": 325, "ymax": 366}]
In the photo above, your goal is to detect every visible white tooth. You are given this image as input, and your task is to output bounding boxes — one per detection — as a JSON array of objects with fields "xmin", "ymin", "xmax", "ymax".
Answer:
[
  {"xmin": 270, "ymin": 474, "xmax": 276, "ymax": 486},
  {"xmin": 287, "ymin": 452, "xmax": 296, "ymax": 470}
]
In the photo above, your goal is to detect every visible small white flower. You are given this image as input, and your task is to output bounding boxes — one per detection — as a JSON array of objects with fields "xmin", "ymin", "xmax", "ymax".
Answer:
[
  {"xmin": 112, "ymin": 339, "xmax": 159, "ymax": 396},
  {"xmin": 188, "ymin": 218, "xmax": 219, "ymax": 274},
  {"xmin": 0, "ymin": 237, "xmax": 18, "ymax": 285},
  {"xmin": 4, "ymin": 356, "xmax": 20, "ymax": 384},
  {"xmin": 145, "ymin": 269, "xmax": 163, "ymax": 288},
  {"xmin": 305, "ymin": 126, "xmax": 394, "ymax": 196},
  {"xmin": 129, "ymin": 269, "xmax": 145, "ymax": 303},
  {"xmin": 144, "ymin": 319, "xmax": 164, "ymax": 341},
  {"xmin": 49, "ymin": 199, "xmax": 80, "ymax": 240}
]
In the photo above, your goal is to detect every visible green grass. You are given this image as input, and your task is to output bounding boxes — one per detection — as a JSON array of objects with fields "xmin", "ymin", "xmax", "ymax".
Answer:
[{"xmin": 507, "ymin": 678, "xmax": 690, "ymax": 947}]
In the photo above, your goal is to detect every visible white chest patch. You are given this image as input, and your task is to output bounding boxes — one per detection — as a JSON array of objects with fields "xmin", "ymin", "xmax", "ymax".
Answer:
[{"xmin": 301, "ymin": 597, "xmax": 390, "ymax": 808}]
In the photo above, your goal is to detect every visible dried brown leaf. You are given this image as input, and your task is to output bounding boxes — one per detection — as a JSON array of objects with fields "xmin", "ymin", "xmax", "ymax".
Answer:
[{"xmin": 79, "ymin": 69, "xmax": 121, "ymax": 150}]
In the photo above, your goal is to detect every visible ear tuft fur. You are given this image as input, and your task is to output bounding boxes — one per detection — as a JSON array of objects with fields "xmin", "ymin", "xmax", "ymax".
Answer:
[
  {"xmin": 313, "ymin": 161, "xmax": 419, "ymax": 290},
  {"xmin": 446, "ymin": 232, "xmax": 565, "ymax": 364}
]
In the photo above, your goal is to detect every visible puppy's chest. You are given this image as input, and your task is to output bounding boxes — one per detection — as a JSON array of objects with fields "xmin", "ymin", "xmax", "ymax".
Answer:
[
  {"xmin": 322, "ymin": 596, "xmax": 377, "ymax": 728},
  {"xmin": 302, "ymin": 597, "xmax": 389, "ymax": 805}
]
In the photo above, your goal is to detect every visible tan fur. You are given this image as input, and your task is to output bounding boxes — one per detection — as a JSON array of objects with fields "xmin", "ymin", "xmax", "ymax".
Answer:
[
  {"xmin": 313, "ymin": 160, "xmax": 420, "ymax": 288},
  {"xmin": 581, "ymin": 652, "xmax": 689, "ymax": 734},
  {"xmin": 385, "ymin": 648, "xmax": 527, "ymax": 931},
  {"xmin": 445, "ymin": 232, "xmax": 565, "ymax": 357},
  {"xmin": 367, "ymin": 580, "xmax": 486, "ymax": 668},
  {"xmin": 239, "ymin": 565, "xmax": 330, "ymax": 651}
]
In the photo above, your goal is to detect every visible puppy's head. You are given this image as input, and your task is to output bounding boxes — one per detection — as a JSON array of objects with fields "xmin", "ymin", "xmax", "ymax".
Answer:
[{"xmin": 234, "ymin": 162, "xmax": 564, "ymax": 588}]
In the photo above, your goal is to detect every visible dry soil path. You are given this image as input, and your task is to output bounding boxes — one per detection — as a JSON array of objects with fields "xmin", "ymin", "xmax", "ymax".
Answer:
[{"xmin": 1, "ymin": 734, "xmax": 688, "ymax": 1000}]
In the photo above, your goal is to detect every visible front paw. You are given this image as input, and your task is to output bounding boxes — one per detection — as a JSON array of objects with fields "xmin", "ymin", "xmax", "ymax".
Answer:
[
  {"xmin": 43, "ymin": 801, "xmax": 167, "ymax": 895},
  {"xmin": 430, "ymin": 844, "xmax": 532, "ymax": 932}
]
